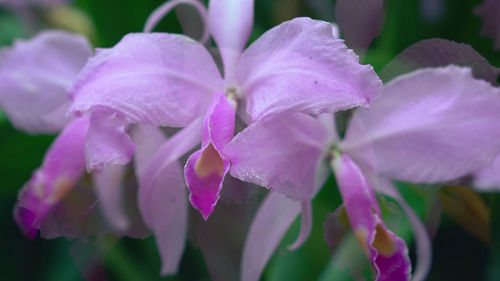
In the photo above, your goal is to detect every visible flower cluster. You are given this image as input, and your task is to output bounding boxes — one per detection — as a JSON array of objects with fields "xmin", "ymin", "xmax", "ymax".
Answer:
[{"xmin": 1, "ymin": 0, "xmax": 500, "ymax": 280}]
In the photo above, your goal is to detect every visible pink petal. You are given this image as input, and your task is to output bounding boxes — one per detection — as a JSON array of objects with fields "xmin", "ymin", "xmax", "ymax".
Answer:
[
  {"xmin": 331, "ymin": 154, "xmax": 411, "ymax": 281},
  {"xmin": 185, "ymin": 93, "xmax": 236, "ymax": 219},
  {"xmin": 134, "ymin": 122, "xmax": 203, "ymax": 275},
  {"xmin": 85, "ymin": 110, "xmax": 135, "ymax": 171},
  {"xmin": 241, "ymin": 193, "xmax": 301, "ymax": 281},
  {"xmin": 380, "ymin": 38, "xmax": 500, "ymax": 85},
  {"xmin": 240, "ymin": 164, "xmax": 330, "ymax": 281},
  {"xmin": 144, "ymin": 0, "xmax": 209, "ymax": 44},
  {"xmin": 92, "ymin": 165, "xmax": 129, "ymax": 232},
  {"xmin": 474, "ymin": 155, "xmax": 500, "ymax": 191},
  {"xmin": 237, "ymin": 17, "xmax": 381, "ymax": 121},
  {"xmin": 335, "ymin": 0, "xmax": 386, "ymax": 52},
  {"xmin": 342, "ymin": 66, "xmax": 500, "ymax": 184},
  {"xmin": 224, "ymin": 113, "xmax": 328, "ymax": 201},
  {"xmin": 136, "ymin": 118, "xmax": 203, "ymax": 184},
  {"xmin": 208, "ymin": 0, "xmax": 254, "ymax": 82},
  {"xmin": 287, "ymin": 201, "xmax": 313, "ymax": 250},
  {"xmin": 318, "ymin": 113, "xmax": 341, "ymax": 143},
  {"xmin": 475, "ymin": 0, "xmax": 500, "ymax": 50},
  {"xmin": 0, "ymin": 31, "xmax": 91, "ymax": 134},
  {"xmin": 69, "ymin": 33, "xmax": 223, "ymax": 128},
  {"xmin": 13, "ymin": 116, "xmax": 90, "ymax": 238}
]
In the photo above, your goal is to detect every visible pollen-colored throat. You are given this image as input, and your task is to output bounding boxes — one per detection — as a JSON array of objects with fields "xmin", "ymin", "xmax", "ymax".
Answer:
[
  {"xmin": 194, "ymin": 143, "xmax": 225, "ymax": 178},
  {"xmin": 372, "ymin": 223, "xmax": 397, "ymax": 257}
]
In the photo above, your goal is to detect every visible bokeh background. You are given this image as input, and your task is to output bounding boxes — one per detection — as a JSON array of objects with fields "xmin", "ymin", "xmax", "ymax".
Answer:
[{"xmin": 0, "ymin": 0, "xmax": 499, "ymax": 280}]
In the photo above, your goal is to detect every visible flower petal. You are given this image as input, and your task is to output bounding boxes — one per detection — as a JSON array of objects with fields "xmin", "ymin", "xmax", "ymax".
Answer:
[
  {"xmin": 380, "ymin": 38, "xmax": 500, "ymax": 85},
  {"xmin": 335, "ymin": 0, "xmax": 385, "ymax": 51},
  {"xmin": 240, "ymin": 163, "xmax": 330, "ymax": 281},
  {"xmin": 474, "ymin": 155, "xmax": 500, "ymax": 191},
  {"xmin": 13, "ymin": 116, "xmax": 90, "ymax": 238},
  {"xmin": 85, "ymin": 109, "xmax": 135, "ymax": 170},
  {"xmin": 287, "ymin": 201, "xmax": 313, "ymax": 250},
  {"xmin": 331, "ymin": 154, "xmax": 411, "ymax": 281},
  {"xmin": 241, "ymin": 193, "xmax": 300, "ymax": 281},
  {"xmin": 185, "ymin": 93, "xmax": 236, "ymax": 219},
  {"xmin": 69, "ymin": 33, "xmax": 223, "ymax": 127},
  {"xmin": 342, "ymin": 66, "xmax": 500, "ymax": 183},
  {"xmin": 208, "ymin": 0, "xmax": 254, "ymax": 81},
  {"xmin": 134, "ymin": 121, "xmax": 202, "ymax": 275},
  {"xmin": 133, "ymin": 126, "xmax": 186, "ymax": 275},
  {"xmin": 92, "ymin": 165, "xmax": 129, "ymax": 232},
  {"xmin": 237, "ymin": 17, "xmax": 381, "ymax": 121},
  {"xmin": 0, "ymin": 31, "xmax": 91, "ymax": 134},
  {"xmin": 136, "ymin": 118, "xmax": 203, "ymax": 184},
  {"xmin": 475, "ymin": 0, "xmax": 500, "ymax": 50},
  {"xmin": 225, "ymin": 113, "xmax": 328, "ymax": 201}
]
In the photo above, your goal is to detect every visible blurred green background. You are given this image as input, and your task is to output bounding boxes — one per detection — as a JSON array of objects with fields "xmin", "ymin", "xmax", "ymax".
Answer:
[{"xmin": 0, "ymin": 0, "xmax": 499, "ymax": 280}]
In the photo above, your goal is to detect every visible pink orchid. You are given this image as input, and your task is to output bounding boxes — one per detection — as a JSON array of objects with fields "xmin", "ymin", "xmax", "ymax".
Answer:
[
  {"xmin": 13, "ymin": 115, "xmax": 89, "ymax": 239},
  {"xmin": 0, "ymin": 31, "xmax": 89, "ymax": 134},
  {"xmin": 1, "ymin": 31, "xmax": 146, "ymax": 239},
  {"xmin": 225, "ymin": 65, "xmax": 500, "ymax": 281},
  {"xmin": 0, "ymin": 31, "xmax": 90, "ymax": 237},
  {"xmin": 68, "ymin": 0, "xmax": 381, "ymax": 221}
]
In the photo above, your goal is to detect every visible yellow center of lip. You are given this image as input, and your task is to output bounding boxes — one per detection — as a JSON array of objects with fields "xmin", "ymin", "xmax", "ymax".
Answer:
[
  {"xmin": 354, "ymin": 228, "xmax": 370, "ymax": 257},
  {"xmin": 195, "ymin": 144, "xmax": 225, "ymax": 178},
  {"xmin": 372, "ymin": 223, "xmax": 397, "ymax": 257},
  {"xmin": 354, "ymin": 223, "xmax": 397, "ymax": 258},
  {"xmin": 47, "ymin": 178, "xmax": 75, "ymax": 204}
]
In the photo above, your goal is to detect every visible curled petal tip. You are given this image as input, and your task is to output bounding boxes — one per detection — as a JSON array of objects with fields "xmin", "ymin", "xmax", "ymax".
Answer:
[
  {"xmin": 287, "ymin": 201, "xmax": 313, "ymax": 250},
  {"xmin": 14, "ymin": 206, "xmax": 38, "ymax": 240},
  {"xmin": 189, "ymin": 192, "xmax": 217, "ymax": 221}
]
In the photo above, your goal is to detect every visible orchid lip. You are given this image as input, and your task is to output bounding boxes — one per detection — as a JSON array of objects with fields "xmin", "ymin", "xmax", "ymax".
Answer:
[
  {"xmin": 185, "ymin": 92, "xmax": 236, "ymax": 220},
  {"xmin": 194, "ymin": 143, "xmax": 225, "ymax": 178}
]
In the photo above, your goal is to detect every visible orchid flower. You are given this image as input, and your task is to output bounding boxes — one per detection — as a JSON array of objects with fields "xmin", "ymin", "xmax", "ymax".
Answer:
[
  {"xmin": 377, "ymin": 38, "xmax": 500, "ymax": 193},
  {"xmin": 12, "ymin": 115, "xmax": 89, "ymax": 238},
  {"xmin": 475, "ymin": 0, "xmax": 500, "ymax": 50},
  {"xmin": 68, "ymin": 0, "xmax": 381, "ymax": 221},
  {"xmin": 0, "ymin": 31, "xmax": 89, "ymax": 237},
  {"xmin": 225, "ymin": 65, "xmax": 500, "ymax": 281},
  {"xmin": 0, "ymin": 31, "xmax": 144, "ymax": 238},
  {"xmin": 0, "ymin": 31, "xmax": 89, "ymax": 134}
]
